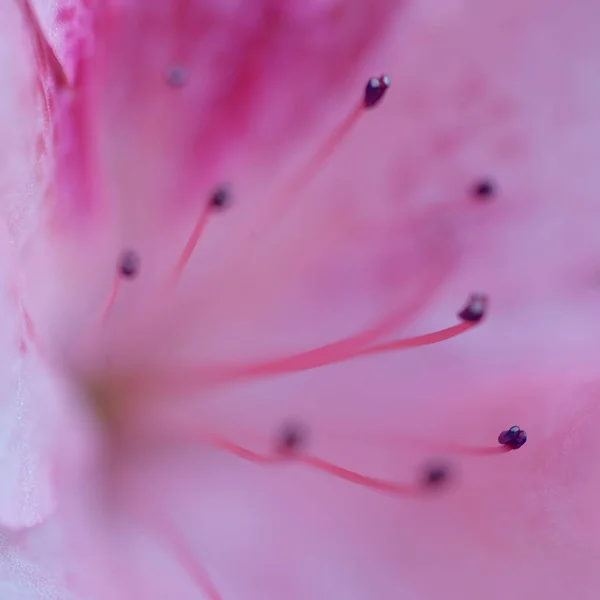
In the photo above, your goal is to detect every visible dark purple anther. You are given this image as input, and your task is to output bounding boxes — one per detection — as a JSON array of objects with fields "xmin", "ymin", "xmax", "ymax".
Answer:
[
  {"xmin": 210, "ymin": 186, "xmax": 230, "ymax": 210},
  {"xmin": 498, "ymin": 425, "xmax": 527, "ymax": 450},
  {"xmin": 166, "ymin": 66, "xmax": 187, "ymax": 88},
  {"xmin": 119, "ymin": 250, "xmax": 140, "ymax": 279},
  {"xmin": 277, "ymin": 421, "xmax": 308, "ymax": 454},
  {"xmin": 421, "ymin": 462, "xmax": 451, "ymax": 489},
  {"xmin": 458, "ymin": 293, "xmax": 489, "ymax": 323},
  {"xmin": 472, "ymin": 178, "xmax": 495, "ymax": 200},
  {"xmin": 364, "ymin": 75, "xmax": 390, "ymax": 109}
]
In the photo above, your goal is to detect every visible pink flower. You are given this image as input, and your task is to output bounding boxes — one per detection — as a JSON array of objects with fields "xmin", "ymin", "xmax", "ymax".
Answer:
[{"xmin": 2, "ymin": 0, "xmax": 600, "ymax": 598}]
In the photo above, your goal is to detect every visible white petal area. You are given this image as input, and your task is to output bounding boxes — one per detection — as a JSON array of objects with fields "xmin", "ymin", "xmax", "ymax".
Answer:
[
  {"xmin": 0, "ymin": 3, "xmax": 63, "ymax": 530},
  {"xmin": 0, "ymin": 532, "xmax": 72, "ymax": 600},
  {"xmin": 0, "ymin": 340, "xmax": 58, "ymax": 529},
  {"xmin": 0, "ymin": 3, "xmax": 44, "ymax": 249}
]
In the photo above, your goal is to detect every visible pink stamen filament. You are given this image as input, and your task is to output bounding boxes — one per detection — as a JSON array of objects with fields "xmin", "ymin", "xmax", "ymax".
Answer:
[
  {"xmin": 172, "ymin": 202, "xmax": 212, "ymax": 281},
  {"xmin": 281, "ymin": 102, "xmax": 364, "ymax": 202},
  {"xmin": 160, "ymin": 317, "xmax": 476, "ymax": 390},
  {"xmin": 144, "ymin": 509, "xmax": 223, "ymax": 600},
  {"xmin": 153, "ymin": 234, "xmax": 459, "ymax": 392},
  {"xmin": 355, "ymin": 321, "xmax": 472, "ymax": 357},
  {"xmin": 171, "ymin": 101, "xmax": 362, "ymax": 273},
  {"xmin": 304, "ymin": 429, "xmax": 514, "ymax": 457},
  {"xmin": 228, "ymin": 321, "xmax": 474, "ymax": 380},
  {"xmin": 180, "ymin": 431, "xmax": 513, "ymax": 498},
  {"xmin": 260, "ymin": 102, "xmax": 365, "ymax": 235},
  {"xmin": 203, "ymin": 434, "xmax": 418, "ymax": 495},
  {"xmin": 101, "ymin": 275, "xmax": 122, "ymax": 323}
]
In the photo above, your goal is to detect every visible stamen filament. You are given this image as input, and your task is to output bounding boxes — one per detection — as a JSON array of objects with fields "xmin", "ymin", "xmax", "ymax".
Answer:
[
  {"xmin": 172, "ymin": 203, "xmax": 212, "ymax": 282},
  {"xmin": 229, "ymin": 321, "xmax": 474, "ymax": 380},
  {"xmin": 203, "ymin": 433, "xmax": 418, "ymax": 495},
  {"xmin": 102, "ymin": 251, "xmax": 140, "ymax": 323},
  {"xmin": 279, "ymin": 102, "xmax": 363, "ymax": 205},
  {"xmin": 219, "ymin": 427, "xmax": 516, "ymax": 460},
  {"xmin": 355, "ymin": 321, "xmax": 472, "ymax": 358},
  {"xmin": 148, "ymin": 510, "xmax": 222, "ymax": 600},
  {"xmin": 101, "ymin": 276, "xmax": 122, "ymax": 323},
  {"xmin": 154, "ymin": 260, "xmax": 464, "ymax": 393},
  {"xmin": 163, "ymin": 314, "xmax": 477, "ymax": 391},
  {"xmin": 343, "ymin": 434, "xmax": 513, "ymax": 457},
  {"xmin": 299, "ymin": 455, "xmax": 416, "ymax": 493},
  {"xmin": 262, "ymin": 77, "xmax": 389, "ymax": 233}
]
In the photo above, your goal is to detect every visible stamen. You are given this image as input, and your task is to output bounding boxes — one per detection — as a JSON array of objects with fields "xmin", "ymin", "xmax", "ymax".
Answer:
[
  {"xmin": 354, "ymin": 292, "xmax": 488, "ymax": 359},
  {"xmin": 363, "ymin": 75, "xmax": 391, "ymax": 109},
  {"xmin": 421, "ymin": 463, "xmax": 451, "ymax": 489},
  {"xmin": 145, "ymin": 509, "xmax": 222, "ymax": 600},
  {"xmin": 472, "ymin": 178, "xmax": 496, "ymax": 200},
  {"xmin": 354, "ymin": 320, "xmax": 472, "ymax": 359},
  {"xmin": 102, "ymin": 250, "xmax": 140, "ymax": 322},
  {"xmin": 390, "ymin": 427, "xmax": 524, "ymax": 456},
  {"xmin": 457, "ymin": 293, "xmax": 488, "ymax": 323},
  {"xmin": 209, "ymin": 186, "xmax": 231, "ymax": 210},
  {"xmin": 200, "ymin": 432, "xmax": 432, "ymax": 496},
  {"xmin": 154, "ymin": 291, "xmax": 483, "ymax": 392},
  {"xmin": 214, "ymin": 294, "xmax": 485, "ymax": 382},
  {"xmin": 268, "ymin": 75, "xmax": 390, "ymax": 229},
  {"xmin": 276, "ymin": 421, "xmax": 308, "ymax": 454},
  {"xmin": 165, "ymin": 66, "xmax": 187, "ymax": 88},
  {"xmin": 165, "ymin": 424, "xmax": 522, "ymax": 507},
  {"xmin": 172, "ymin": 187, "xmax": 230, "ymax": 281},
  {"xmin": 259, "ymin": 424, "xmax": 523, "ymax": 459},
  {"xmin": 119, "ymin": 250, "xmax": 141, "ymax": 279},
  {"xmin": 498, "ymin": 425, "xmax": 527, "ymax": 450}
]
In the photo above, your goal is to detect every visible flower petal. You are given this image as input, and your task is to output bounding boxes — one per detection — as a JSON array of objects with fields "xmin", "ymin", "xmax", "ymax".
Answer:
[{"xmin": 51, "ymin": 0, "xmax": 407, "ymax": 226}]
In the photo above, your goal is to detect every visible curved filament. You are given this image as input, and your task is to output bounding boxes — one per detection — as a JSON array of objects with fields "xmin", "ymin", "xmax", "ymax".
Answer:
[
  {"xmin": 172, "ymin": 203, "xmax": 213, "ymax": 282},
  {"xmin": 203, "ymin": 433, "xmax": 419, "ymax": 495},
  {"xmin": 145, "ymin": 508, "xmax": 222, "ymax": 600}
]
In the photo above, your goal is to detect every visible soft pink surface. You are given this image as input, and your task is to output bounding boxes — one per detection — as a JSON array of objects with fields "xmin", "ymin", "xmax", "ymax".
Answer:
[{"xmin": 2, "ymin": 0, "xmax": 600, "ymax": 599}]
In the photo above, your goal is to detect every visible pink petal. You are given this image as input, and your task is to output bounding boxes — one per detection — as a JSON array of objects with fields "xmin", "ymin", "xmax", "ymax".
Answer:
[
  {"xmin": 8, "ymin": 0, "xmax": 600, "ymax": 599},
  {"xmin": 117, "ymin": 0, "xmax": 600, "ymax": 597}
]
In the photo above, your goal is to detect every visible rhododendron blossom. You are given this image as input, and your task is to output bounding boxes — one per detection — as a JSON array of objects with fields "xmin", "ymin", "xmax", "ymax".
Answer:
[{"xmin": 2, "ymin": 0, "xmax": 600, "ymax": 598}]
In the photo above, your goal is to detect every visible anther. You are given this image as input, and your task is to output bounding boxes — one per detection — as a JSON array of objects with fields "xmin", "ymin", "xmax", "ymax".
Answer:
[
  {"xmin": 276, "ymin": 421, "xmax": 308, "ymax": 454},
  {"xmin": 209, "ymin": 186, "xmax": 230, "ymax": 210},
  {"xmin": 165, "ymin": 66, "xmax": 187, "ymax": 88},
  {"xmin": 458, "ymin": 293, "xmax": 488, "ymax": 323},
  {"xmin": 472, "ymin": 178, "xmax": 495, "ymax": 200},
  {"xmin": 257, "ymin": 75, "xmax": 391, "ymax": 235},
  {"xmin": 364, "ymin": 75, "xmax": 391, "ymax": 109},
  {"xmin": 498, "ymin": 425, "xmax": 527, "ymax": 450},
  {"xmin": 421, "ymin": 463, "xmax": 451, "ymax": 489},
  {"xmin": 119, "ymin": 250, "xmax": 140, "ymax": 278},
  {"xmin": 172, "ymin": 186, "xmax": 230, "ymax": 281},
  {"xmin": 102, "ymin": 250, "xmax": 140, "ymax": 322}
]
